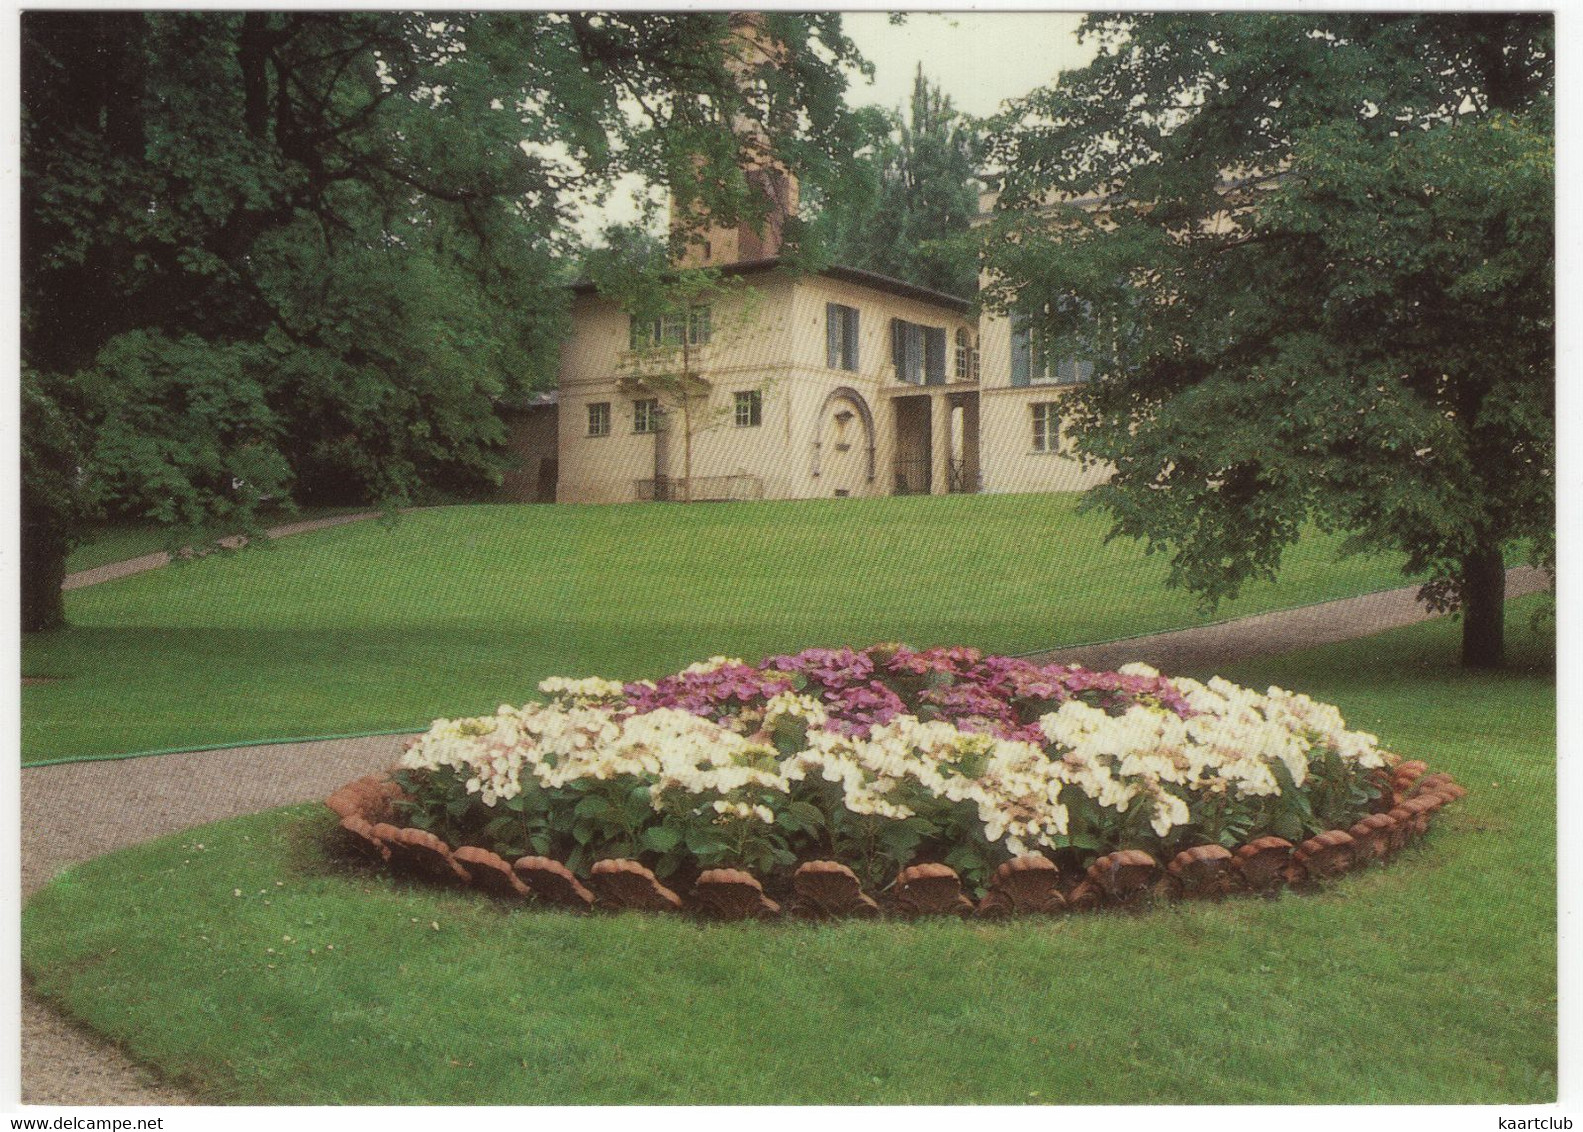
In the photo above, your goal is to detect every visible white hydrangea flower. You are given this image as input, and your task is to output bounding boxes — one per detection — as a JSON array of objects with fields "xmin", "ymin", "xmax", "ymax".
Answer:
[
  {"xmin": 681, "ymin": 656, "xmax": 743, "ymax": 676},
  {"xmin": 402, "ymin": 660, "xmax": 1386, "ymax": 859}
]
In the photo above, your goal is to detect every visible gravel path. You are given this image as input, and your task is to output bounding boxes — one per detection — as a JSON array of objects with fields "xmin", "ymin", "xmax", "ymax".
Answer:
[
  {"xmin": 60, "ymin": 511, "xmax": 382, "ymax": 591},
  {"xmin": 21, "ymin": 734, "xmax": 412, "ymax": 1105},
  {"xmin": 1026, "ymin": 565, "xmax": 1551, "ymax": 673},
  {"xmin": 18, "ymin": 566, "xmax": 1550, "ymax": 1105}
]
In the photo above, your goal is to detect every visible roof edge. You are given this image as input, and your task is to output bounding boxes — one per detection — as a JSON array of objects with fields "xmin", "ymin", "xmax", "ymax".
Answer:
[{"xmin": 570, "ymin": 256, "xmax": 973, "ymax": 316}]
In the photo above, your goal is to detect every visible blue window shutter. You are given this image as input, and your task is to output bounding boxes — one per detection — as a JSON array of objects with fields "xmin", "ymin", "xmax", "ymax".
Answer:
[
  {"xmin": 925, "ymin": 327, "xmax": 947, "ymax": 385},
  {"xmin": 1010, "ymin": 312, "xmax": 1031, "ymax": 387},
  {"xmin": 826, "ymin": 304, "xmax": 840, "ymax": 369},
  {"xmin": 843, "ymin": 306, "xmax": 860, "ymax": 370},
  {"xmin": 891, "ymin": 318, "xmax": 904, "ymax": 377}
]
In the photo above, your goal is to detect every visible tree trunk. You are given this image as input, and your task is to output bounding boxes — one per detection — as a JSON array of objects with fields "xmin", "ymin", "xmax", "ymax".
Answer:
[
  {"xmin": 21, "ymin": 502, "xmax": 69, "ymax": 633},
  {"xmin": 1460, "ymin": 544, "xmax": 1506, "ymax": 669},
  {"xmin": 682, "ymin": 397, "xmax": 693, "ymax": 504},
  {"xmin": 681, "ymin": 341, "xmax": 693, "ymax": 504}
]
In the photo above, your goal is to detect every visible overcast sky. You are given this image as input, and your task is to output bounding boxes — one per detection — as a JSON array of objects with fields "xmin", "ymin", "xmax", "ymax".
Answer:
[
  {"xmin": 582, "ymin": 11, "xmax": 1099, "ymax": 240},
  {"xmin": 840, "ymin": 12, "xmax": 1096, "ymax": 119}
]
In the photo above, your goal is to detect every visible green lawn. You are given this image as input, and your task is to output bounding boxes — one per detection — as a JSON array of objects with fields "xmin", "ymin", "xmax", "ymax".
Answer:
[
  {"xmin": 21, "ymin": 603, "xmax": 1555, "ymax": 1104},
  {"xmin": 63, "ymin": 506, "xmax": 368, "ymax": 574},
  {"xmin": 65, "ymin": 524, "xmax": 178, "ymax": 574},
  {"xmin": 24, "ymin": 495, "xmax": 1420, "ymax": 762}
]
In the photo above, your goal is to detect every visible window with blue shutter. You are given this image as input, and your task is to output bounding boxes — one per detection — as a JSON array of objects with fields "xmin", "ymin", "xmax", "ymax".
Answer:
[
  {"xmin": 842, "ymin": 305, "xmax": 860, "ymax": 370},
  {"xmin": 1010, "ymin": 312, "xmax": 1031, "ymax": 387},
  {"xmin": 1055, "ymin": 357, "xmax": 1096, "ymax": 384},
  {"xmin": 1014, "ymin": 307, "xmax": 1098, "ymax": 385},
  {"xmin": 890, "ymin": 318, "xmax": 936, "ymax": 384},
  {"xmin": 924, "ymin": 327, "xmax": 947, "ymax": 385},
  {"xmin": 827, "ymin": 303, "xmax": 860, "ymax": 371}
]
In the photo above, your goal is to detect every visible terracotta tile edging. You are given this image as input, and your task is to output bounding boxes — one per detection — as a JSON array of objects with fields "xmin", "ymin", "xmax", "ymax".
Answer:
[{"xmin": 327, "ymin": 762, "xmax": 1468, "ymax": 921}]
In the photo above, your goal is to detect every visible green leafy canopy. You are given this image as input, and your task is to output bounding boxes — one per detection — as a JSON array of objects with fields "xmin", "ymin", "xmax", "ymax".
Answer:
[
  {"xmin": 979, "ymin": 13, "xmax": 1553, "ymax": 666},
  {"xmin": 809, "ymin": 65, "xmax": 984, "ymax": 297},
  {"xmin": 21, "ymin": 11, "xmax": 866, "ymax": 630}
]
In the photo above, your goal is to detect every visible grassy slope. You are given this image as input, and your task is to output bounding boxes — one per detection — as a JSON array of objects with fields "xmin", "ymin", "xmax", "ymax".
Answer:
[
  {"xmin": 21, "ymin": 604, "xmax": 1554, "ymax": 1104},
  {"xmin": 24, "ymin": 496, "xmax": 1417, "ymax": 762},
  {"xmin": 65, "ymin": 525, "xmax": 177, "ymax": 574},
  {"xmin": 63, "ymin": 507, "xmax": 368, "ymax": 573}
]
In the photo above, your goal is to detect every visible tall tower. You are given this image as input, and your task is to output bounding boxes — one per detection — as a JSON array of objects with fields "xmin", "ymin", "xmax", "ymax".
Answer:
[{"xmin": 669, "ymin": 12, "xmax": 800, "ymax": 267}]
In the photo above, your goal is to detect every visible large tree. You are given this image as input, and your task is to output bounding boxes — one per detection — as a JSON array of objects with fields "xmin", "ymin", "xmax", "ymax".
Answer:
[
  {"xmin": 981, "ymin": 13, "xmax": 1553, "ymax": 667},
  {"xmin": 814, "ymin": 65, "xmax": 982, "ymax": 297},
  {"xmin": 22, "ymin": 11, "xmax": 865, "ymax": 631}
]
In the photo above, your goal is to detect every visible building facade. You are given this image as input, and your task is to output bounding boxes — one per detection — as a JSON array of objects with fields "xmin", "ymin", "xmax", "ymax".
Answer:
[
  {"xmin": 506, "ymin": 255, "xmax": 1111, "ymax": 505},
  {"xmin": 504, "ymin": 14, "xmax": 1110, "ymax": 505}
]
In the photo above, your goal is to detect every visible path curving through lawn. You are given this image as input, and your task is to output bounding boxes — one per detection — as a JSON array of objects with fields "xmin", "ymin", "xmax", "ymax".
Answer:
[
  {"xmin": 18, "ymin": 565, "xmax": 1550, "ymax": 1105},
  {"xmin": 60, "ymin": 511, "xmax": 383, "ymax": 592}
]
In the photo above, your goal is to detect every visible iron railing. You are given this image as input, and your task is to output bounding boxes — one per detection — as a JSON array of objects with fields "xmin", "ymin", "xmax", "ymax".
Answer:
[
  {"xmin": 893, "ymin": 457, "xmax": 980, "ymax": 495},
  {"xmin": 947, "ymin": 457, "xmax": 980, "ymax": 495},
  {"xmin": 892, "ymin": 457, "xmax": 931, "ymax": 496},
  {"xmin": 635, "ymin": 474, "xmax": 765, "ymax": 503}
]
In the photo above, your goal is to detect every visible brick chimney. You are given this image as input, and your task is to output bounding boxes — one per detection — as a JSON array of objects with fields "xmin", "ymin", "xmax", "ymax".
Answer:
[{"xmin": 669, "ymin": 12, "xmax": 800, "ymax": 267}]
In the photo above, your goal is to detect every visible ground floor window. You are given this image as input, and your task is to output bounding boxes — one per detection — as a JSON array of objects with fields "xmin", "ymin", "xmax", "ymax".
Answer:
[
  {"xmin": 633, "ymin": 398, "xmax": 661, "ymax": 434},
  {"xmin": 734, "ymin": 390, "xmax": 763, "ymax": 427},
  {"xmin": 587, "ymin": 402, "xmax": 611, "ymax": 437},
  {"xmin": 1031, "ymin": 402, "xmax": 1061, "ymax": 453}
]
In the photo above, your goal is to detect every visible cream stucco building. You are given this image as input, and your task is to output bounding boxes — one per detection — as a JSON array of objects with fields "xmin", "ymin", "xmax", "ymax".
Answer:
[
  {"xmin": 504, "ymin": 249, "xmax": 1111, "ymax": 505},
  {"xmin": 502, "ymin": 12, "xmax": 1109, "ymax": 504}
]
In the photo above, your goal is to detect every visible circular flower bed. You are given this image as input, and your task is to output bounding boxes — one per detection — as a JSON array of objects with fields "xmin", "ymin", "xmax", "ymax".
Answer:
[{"xmin": 327, "ymin": 644, "xmax": 1466, "ymax": 919}]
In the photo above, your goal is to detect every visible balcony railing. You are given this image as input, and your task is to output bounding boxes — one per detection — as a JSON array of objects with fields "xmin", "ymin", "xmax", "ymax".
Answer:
[{"xmin": 635, "ymin": 474, "xmax": 765, "ymax": 503}]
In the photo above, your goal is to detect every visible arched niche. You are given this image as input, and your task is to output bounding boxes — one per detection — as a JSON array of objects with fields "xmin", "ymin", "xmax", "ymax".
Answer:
[{"xmin": 810, "ymin": 386, "xmax": 876, "ymax": 488}]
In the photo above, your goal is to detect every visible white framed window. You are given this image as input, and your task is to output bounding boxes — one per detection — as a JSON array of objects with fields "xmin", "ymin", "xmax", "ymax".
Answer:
[
  {"xmin": 826, "ymin": 303, "xmax": 859, "ymax": 370},
  {"xmin": 734, "ymin": 390, "xmax": 762, "ymax": 427},
  {"xmin": 1011, "ymin": 311, "xmax": 1094, "ymax": 387},
  {"xmin": 587, "ymin": 402, "xmax": 611, "ymax": 437},
  {"xmin": 1031, "ymin": 402, "xmax": 1062, "ymax": 453},
  {"xmin": 630, "ymin": 307, "xmax": 712, "ymax": 350},
  {"xmin": 954, "ymin": 329, "xmax": 980, "ymax": 382},
  {"xmin": 633, "ymin": 398, "xmax": 661, "ymax": 434}
]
